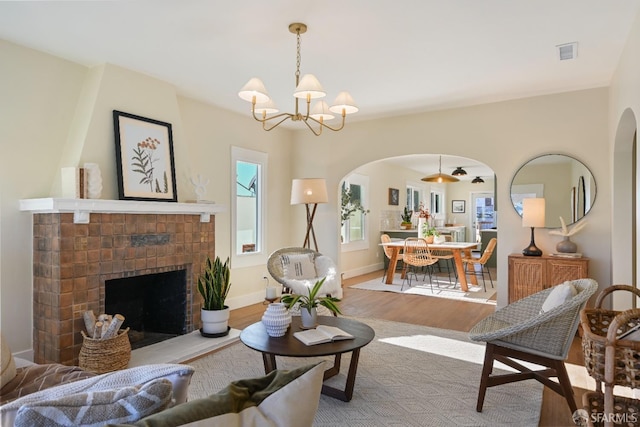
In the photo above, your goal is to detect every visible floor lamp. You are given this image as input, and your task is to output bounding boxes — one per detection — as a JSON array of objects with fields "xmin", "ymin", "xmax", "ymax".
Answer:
[
  {"xmin": 290, "ymin": 178, "xmax": 328, "ymax": 251},
  {"xmin": 522, "ymin": 198, "xmax": 545, "ymax": 256}
]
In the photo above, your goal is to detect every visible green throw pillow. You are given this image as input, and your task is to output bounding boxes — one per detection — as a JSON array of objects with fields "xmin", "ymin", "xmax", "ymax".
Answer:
[{"xmin": 113, "ymin": 362, "xmax": 325, "ymax": 427}]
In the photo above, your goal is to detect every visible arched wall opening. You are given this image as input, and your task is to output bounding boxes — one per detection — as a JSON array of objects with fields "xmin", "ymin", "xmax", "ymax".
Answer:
[
  {"xmin": 337, "ymin": 153, "xmax": 497, "ymax": 297},
  {"xmin": 612, "ymin": 108, "xmax": 638, "ymax": 310}
]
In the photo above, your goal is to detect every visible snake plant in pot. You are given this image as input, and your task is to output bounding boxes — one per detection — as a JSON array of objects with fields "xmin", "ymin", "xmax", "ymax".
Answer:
[
  {"xmin": 281, "ymin": 278, "xmax": 341, "ymax": 328},
  {"xmin": 197, "ymin": 256, "xmax": 231, "ymax": 336}
]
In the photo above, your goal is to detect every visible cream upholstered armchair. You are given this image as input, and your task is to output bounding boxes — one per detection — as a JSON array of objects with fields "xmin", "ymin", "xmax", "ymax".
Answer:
[{"xmin": 267, "ymin": 247, "xmax": 342, "ymax": 300}]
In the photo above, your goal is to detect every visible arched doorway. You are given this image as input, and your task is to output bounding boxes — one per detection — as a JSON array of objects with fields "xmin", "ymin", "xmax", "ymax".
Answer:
[
  {"xmin": 338, "ymin": 153, "xmax": 497, "ymax": 297},
  {"xmin": 612, "ymin": 108, "xmax": 638, "ymax": 310}
]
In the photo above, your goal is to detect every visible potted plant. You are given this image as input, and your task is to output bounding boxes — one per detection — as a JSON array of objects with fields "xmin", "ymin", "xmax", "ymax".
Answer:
[
  {"xmin": 400, "ymin": 206, "xmax": 413, "ymax": 229},
  {"xmin": 340, "ymin": 186, "xmax": 369, "ymax": 227},
  {"xmin": 422, "ymin": 222, "xmax": 440, "ymax": 243},
  {"xmin": 281, "ymin": 278, "xmax": 341, "ymax": 328},
  {"xmin": 197, "ymin": 256, "xmax": 232, "ymax": 336}
]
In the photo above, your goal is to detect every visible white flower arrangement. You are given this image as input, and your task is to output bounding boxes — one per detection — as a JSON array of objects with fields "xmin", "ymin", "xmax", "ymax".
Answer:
[{"xmin": 548, "ymin": 216, "xmax": 587, "ymax": 237}]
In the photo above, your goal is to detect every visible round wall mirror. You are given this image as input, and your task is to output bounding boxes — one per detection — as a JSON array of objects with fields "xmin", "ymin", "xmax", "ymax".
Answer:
[{"xmin": 510, "ymin": 154, "xmax": 596, "ymax": 228}]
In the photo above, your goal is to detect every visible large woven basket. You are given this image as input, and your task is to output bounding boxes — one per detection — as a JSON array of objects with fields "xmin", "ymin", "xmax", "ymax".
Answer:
[
  {"xmin": 79, "ymin": 328, "xmax": 131, "ymax": 374},
  {"xmin": 580, "ymin": 285, "xmax": 640, "ymax": 388},
  {"xmin": 582, "ymin": 391, "xmax": 640, "ymax": 427}
]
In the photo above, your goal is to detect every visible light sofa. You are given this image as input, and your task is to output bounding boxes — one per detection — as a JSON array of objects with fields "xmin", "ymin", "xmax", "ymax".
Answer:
[{"xmin": 1, "ymin": 333, "xmax": 324, "ymax": 426}]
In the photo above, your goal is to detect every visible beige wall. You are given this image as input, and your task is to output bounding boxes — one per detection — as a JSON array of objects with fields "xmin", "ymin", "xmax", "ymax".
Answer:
[
  {"xmin": 1, "ymin": 40, "xmax": 86, "ymax": 354},
  {"xmin": 610, "ymin": 10, "xmax": 640, "ymax": 309}
]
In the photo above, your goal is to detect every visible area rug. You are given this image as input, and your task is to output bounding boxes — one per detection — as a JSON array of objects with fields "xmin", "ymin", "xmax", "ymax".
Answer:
[
  {"xmin": 351, "ymin": 273, "xmax": 497, "ymax": 305},
  {"xmin": 186, "ymin": 317, "xmax": 541, "ymax": 426}
]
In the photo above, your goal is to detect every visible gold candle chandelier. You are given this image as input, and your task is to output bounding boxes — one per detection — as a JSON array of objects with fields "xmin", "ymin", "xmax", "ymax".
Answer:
[{"xmin": 238, "ymin": 23, "xmax": 358, "ymax": 136}]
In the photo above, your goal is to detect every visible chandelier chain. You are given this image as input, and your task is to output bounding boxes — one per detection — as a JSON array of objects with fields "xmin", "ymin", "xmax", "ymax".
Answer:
[{"xmin": 295, "ymin": 29, "xmax": 301, "ymax": 82}]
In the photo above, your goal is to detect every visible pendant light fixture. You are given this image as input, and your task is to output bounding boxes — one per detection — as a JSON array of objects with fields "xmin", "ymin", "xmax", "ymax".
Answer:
[
  {"xmin": 421, "ymin": 156, "xmax": 459, "ymax": 183},
  {"xmin": 452, "ymin": 167, "xmax": 467, "ymax": 176},
  {"xmin": 472, "ymin": 176, "xmax": 485, "ymax": 184},
  {"xmin": 238, "ymin": 23, "xmax": 358, "ymax": 136}
]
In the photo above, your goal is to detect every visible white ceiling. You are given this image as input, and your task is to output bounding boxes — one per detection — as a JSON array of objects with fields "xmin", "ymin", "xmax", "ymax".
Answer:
[{"xmin": 1, "ymin": 0, "xmax": 638, "ymax": 178}]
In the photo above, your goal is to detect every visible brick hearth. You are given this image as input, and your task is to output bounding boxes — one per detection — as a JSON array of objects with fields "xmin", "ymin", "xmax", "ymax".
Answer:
[{"xmin": 31, "ymin": 212, "xmax": 215, "ymax": 365}]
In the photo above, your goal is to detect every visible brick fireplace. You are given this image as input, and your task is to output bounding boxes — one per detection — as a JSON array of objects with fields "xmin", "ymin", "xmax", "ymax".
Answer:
[{"xmin": 24, "ymin": 199, "xmax": 221, "ymax": 365}]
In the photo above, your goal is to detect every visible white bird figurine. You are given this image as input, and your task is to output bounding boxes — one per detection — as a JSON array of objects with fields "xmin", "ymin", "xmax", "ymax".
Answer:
[{"xmin": 549, "ymin": 216, "xmax": 587, "ymax": 237}]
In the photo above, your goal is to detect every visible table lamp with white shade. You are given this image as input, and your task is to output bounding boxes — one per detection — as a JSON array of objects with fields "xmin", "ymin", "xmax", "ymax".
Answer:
[
  {"xmin": 290, "ymin": 178, "xmax": 328, "ymax": 251},
  {"xmin": 522, "ymin": 198, "xmax": 545, "ymax": 256}
]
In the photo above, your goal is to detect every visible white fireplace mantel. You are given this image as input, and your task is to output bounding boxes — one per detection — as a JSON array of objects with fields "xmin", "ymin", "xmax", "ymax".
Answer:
[{"xmin": 19, "ymin": 198, "xmax": 225, "ymax": 223}]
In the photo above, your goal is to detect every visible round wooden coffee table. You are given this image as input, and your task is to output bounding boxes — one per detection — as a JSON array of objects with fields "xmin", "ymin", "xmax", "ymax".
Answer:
[{"xmin": 240, "ymin": 316, "xmax": 375, "ymax": 402}]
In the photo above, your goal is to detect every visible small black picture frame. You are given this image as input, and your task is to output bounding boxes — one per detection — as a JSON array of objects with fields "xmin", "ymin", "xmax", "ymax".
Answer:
[
  {"xmin": 113, "ymin": 110, "xmax": 178, "ymax": 202},
  {"xmin": 452, "ymin": 200, "xmax": 465, "ymax": 213},
  {"xmin": 388, "ymin": 188, "xmax": 399, "ymax": 205}
]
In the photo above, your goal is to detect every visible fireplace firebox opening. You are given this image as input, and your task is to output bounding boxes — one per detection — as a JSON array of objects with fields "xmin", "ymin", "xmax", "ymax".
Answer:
[{"xmin": 105, "ymin": 270, "xmax": 187, "ymax": 350}]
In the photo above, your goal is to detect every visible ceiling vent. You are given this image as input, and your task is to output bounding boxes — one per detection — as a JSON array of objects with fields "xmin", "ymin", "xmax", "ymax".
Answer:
[{"xmin": 556, "ymin": 42, "xmax": 578, "ymax": 61}]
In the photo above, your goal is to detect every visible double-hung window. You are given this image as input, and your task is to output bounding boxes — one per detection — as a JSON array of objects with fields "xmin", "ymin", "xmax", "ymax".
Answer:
[{"xmin": 231, "ymin": 146, "xmax": 267, "ymax": 267}]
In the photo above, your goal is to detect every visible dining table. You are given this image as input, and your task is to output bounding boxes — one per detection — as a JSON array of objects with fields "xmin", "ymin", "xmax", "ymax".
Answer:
[{"xmin": 380, "ymin": 240, "xmax": 480, "ymax": 291}]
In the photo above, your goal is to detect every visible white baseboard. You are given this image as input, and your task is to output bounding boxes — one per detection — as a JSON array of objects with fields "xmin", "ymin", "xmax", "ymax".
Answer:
[
  {"xmin": 13, "ymin": 349, "xmax": 34, "ymax": 363},
  {"xmin": 226, "ymin": 290, "xmax": 267, "ymax": 310},
  {"xmin": 341, "ymin": 262, "xmax": 384, "ymax": 280}
]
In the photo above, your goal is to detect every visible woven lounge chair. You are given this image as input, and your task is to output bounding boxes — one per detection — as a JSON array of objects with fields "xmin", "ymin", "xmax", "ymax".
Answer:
[
  {"xmin": 266, "ymin": 247, "xmax": 341, "ymax": 316},
  {"xmin": 469, "ymin": 278, "xmax": 598, "ymax": 413}
]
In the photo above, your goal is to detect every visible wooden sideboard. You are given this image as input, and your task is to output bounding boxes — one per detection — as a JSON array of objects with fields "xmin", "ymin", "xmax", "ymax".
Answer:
[{"xmin": 508, "ymin": 254, "xmax": 589, "ymax": 303}]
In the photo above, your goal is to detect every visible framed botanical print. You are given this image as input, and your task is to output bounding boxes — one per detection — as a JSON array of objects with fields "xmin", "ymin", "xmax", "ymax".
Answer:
[
  {"xmin": 113, "ymin": 110, "xmax": 178, "ymax": 202},
  {"xmin": 388, "ymin": 188, "xmax": 399, "ymax": 205}
]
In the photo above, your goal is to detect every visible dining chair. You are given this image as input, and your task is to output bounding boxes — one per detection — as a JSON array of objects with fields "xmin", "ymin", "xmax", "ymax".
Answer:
[
  {"xmin": 430, "ymin": 235, "xmax": 457, "ymax": 286},
  {"xmin": 401, "ymin": 237, "xmax": 439, "ymax": 291},
  {"xmin": 380, "ymin": 234, "xmax": 404, "ymax": 283},
  {"xmin": 462, "ymin": 237, "xmax": 496, "ymax": 291}
]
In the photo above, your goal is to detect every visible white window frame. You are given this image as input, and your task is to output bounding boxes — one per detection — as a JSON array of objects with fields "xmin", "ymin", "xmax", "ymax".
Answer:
[
  {"xmin": 406, "ymin": 182, "xmax": 423, "ymax": 212},
  {"xmin": 430, "ymin": 189, "xmax": 444, "ymax": 216},
  {"xmin": 231, "ymin": 146, "xmax": 267, "ymax": 268},
  {"xmin": 341, "ymin": 173, "xmax": 369, "ymax": 252}
]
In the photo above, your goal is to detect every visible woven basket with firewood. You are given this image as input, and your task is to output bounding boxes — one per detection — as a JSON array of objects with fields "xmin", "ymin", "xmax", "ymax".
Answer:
[{"xmin": 78, "ymin": 311, "xmax": 130, "ymax": 374}]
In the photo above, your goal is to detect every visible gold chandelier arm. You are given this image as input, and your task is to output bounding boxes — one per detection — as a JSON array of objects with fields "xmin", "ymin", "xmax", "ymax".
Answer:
[
  {"xmin": 303, "ymin": 112, "xmax": 347, "ymax": 134},
  {"xmin": 250, "ymin": 109, "xmax": 292, "ymax": 123},
  {"xmin": 249, "ymin": 104, "xmax": 294, "ymax": 130},
  {"xmin": 300, "ymin": 117, "xmax": 323, "ymax": 136},
  {"xmin": 262, "ymin": 115, "xmax": 294, "ymax": 131}
]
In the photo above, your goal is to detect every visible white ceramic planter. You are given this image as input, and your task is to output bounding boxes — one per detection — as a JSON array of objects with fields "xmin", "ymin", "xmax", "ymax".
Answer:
[
  {"xmin": 201, "ymin": 307, "xmax": 229, "ymax": 334},
  {"xmin": 300, "ymin": 307, "xmax": 317, "ymax": 329}
]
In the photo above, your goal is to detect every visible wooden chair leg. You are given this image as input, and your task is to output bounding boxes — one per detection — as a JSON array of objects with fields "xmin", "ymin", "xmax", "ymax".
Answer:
[
  {"xmin": 485, "ymin": 265, "xmax": 494, "ymax": 288},
  {"xmin": 551, "ymin": 359, "xmax": 577, "ymax": 413},
  {"xmin": 477, "ymin": 343, "xmax": 577, "ymax": 414},
  {"xmin": 476, "ymin": 343, "xmax": 496, "ymax": 412}
]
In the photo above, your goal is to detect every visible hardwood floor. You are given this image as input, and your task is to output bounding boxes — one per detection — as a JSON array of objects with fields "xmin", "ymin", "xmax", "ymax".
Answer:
[{"xmin": 229, "ymin": 270, "xmax": 585, "ymax": 427}]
